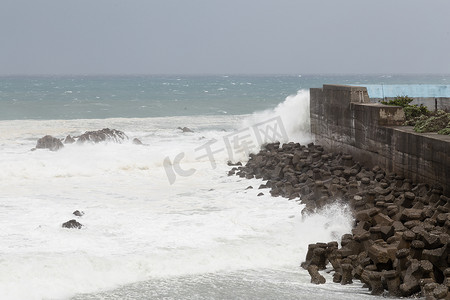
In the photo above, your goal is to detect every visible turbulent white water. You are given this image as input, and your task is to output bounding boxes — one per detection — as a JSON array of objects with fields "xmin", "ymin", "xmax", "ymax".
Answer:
[{"xmin": 0, "ymin": 91, "xmax": 360, "ymax": 300}]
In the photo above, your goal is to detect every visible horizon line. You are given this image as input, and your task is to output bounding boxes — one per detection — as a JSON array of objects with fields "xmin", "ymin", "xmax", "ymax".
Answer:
[{"xmin": 1, "ymin": 72, "xmax": 450, "ymax": 77}]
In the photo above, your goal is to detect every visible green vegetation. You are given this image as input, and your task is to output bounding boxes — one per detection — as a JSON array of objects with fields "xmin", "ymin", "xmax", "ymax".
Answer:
[
  {"xmin": 380, "ymin": 95, "xmax": 414, "ymax": 108},
  {"xmin": 413, "ymin": 110, "xmax": 450, "ymax": 133},
  {"xmin": 438, "ymin": 126, "xmax": 450, "ymax": 135},
  {"xmin": 403, "ymin": 105, "xmax": 430, "ymax": 121},
  {"xmin": 380, "ymin": 96, "xmax": 450, "ymax": 135}
]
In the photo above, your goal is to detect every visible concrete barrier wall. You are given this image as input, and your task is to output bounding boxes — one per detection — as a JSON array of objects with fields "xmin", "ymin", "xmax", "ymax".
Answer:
[{"xmin": 310, "ymin": 84, "xmax": 450, "ymax": 195}]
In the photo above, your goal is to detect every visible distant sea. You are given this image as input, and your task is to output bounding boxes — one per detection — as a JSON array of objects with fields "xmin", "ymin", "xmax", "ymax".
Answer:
[{"xmin": 1, "ymin": 74, "xmax": 449, "ymax": 300}]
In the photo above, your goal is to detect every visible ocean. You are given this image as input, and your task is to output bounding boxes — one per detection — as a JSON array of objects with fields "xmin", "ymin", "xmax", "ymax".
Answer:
[{"xmin": 1, "ymin": 74, "xmax": 449, "ymax": 300}]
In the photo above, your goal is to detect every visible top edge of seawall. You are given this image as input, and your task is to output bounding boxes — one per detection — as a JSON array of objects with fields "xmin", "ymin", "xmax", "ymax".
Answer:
[{"xmin": 311, "ymin": 84, "xmax": 368, "ymax": 91}]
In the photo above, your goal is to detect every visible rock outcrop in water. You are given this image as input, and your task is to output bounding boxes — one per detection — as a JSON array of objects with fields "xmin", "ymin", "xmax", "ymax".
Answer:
[
  {"xmin": 76, "ymin": 128, "xmax": 128, "ymax": 144},
  {"xmin": 178, "ymin": 126, "xmax": 194, "ymax": 133},
  {"xmin": 232, "ymin": 142, "xmax": 450, "ymax": 298},
  {"xmin": 64, "ymin": 135, "xmax": 75, "ymax": 144},
  {"xmin": 62, "ymin": 219, "xmax": 83, "ymax": 229},
  {"xmin": 132, "ymin": 138, "xmax": 143, "ymax": 145},
  {"xmin": 72, "ymin": 210, "xmax": 84, "ymax": 217},
  {"xmin": 35, "ymin": 135, "xmax": 64, "ymax": 151},
  {"xmin": 35, "ymin": 128, "xmax": 131, "ymax": 150}
]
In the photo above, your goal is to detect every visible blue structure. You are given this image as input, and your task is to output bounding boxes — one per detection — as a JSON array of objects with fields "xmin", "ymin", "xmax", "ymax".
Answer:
[{"xmin": 363, "ymin": 85, "xmax": 450, "ymax": 98}]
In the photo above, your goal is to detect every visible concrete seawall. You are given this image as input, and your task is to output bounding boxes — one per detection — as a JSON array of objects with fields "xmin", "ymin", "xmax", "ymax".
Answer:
[{"xmin": 310, "ymin": 84, "xmax": 450, "ymax": 195}]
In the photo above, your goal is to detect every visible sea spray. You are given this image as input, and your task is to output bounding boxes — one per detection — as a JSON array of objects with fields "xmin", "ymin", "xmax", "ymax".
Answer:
[
  {"xmin": 297, "ymin": 202, "xmax": 354, "ymax": 248},
  {"xmin": 241, "ymin": 89, "xmax": 312, "ymax": 144},
  {"xmin": 163, "ymin": 91, "xmax": 313, "ymax": 172}
]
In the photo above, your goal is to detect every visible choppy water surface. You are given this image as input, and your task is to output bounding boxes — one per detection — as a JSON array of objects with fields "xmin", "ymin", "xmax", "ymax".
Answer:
[{"xmin": 1, "ymin": 74, "xmax": 446, "ymax": 299}]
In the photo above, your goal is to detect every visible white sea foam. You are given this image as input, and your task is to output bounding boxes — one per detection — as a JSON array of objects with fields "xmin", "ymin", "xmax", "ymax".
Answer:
[
  {"xmin": 0, "ymin": 93, "xmax": 355, "ymax": 300},
  {"xmin": 241, "ymin": 89, "xmax": 312, "ymax": 144}
]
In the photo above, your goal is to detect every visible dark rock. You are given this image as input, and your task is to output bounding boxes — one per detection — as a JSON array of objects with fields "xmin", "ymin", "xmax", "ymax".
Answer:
[
  {"xmin": 422, "ymin": 282, "xmax": 439, "ymax": 299},
  {"xmin": 400, "ymin": 259, "xmax": 422, "ymax": 296},
  {"xmin": 36, "ymin": 135, "xmax": 64, "ymax": 151},
  {"xmin": 374, "ymin": 186, "xmax": 392, "ymax": 197},
  {"xmin": 420, "ymin": 260, "xmax": 435, "ymax": 280},
  {"xmin": 368, "ymin": 271, "xmax": 384, "ymax": 295},
  {"xmin": 369, "ymin": 226, "xmax": 382, "ymax": 241},
  {"xmin": 444, "ymin": 267, "xmax": 450, "ymax": 284},
  {"xmin": 77, "ymin": 128, "xmax": 128, "ymax": 144},
  {"xmin": 340, "ymin": 263, "xmax": 353, "ymax": 285},
  {"xmin": 62, "ymin": 219, "xmax": 82, "ymax": 229},
  {"xmin": 372, "ymin": 212, "xmax": 394, "ymax": 226},
  {"xmin": 257, "ymin": 192, "xmax": 264, "ymax": 196},
  {"xmin": 264, "ymin": 142, "xmax": 280, "ymax": 151},
  {"xmin": 333, "ymin": 272, "xmax": 342, "ymax": 283},
  {"xmin": 311, "ymin": 247, "xmax": 328, "ymax": 270},
  {"xmin": 404, "ymin": 220, "xmax": 422, "ymax": 230},
  {"xmin": 132, "ymin": 138, "xmax": 143, "ymax": 145},
  {"xmin": 64, "ymin": 135, "xmax": 75, "ymax": 144},
  {"xmin": 384, "ymin": 270, "xmax": 402, "ymax": 297},
  {"xmin": 401, "ymin": 192, "xmax": 416, "ymax": 208},
  {"xmin": 422, "ymin": 244, "xmax": 448, "ymax": 272},
  {"xmin": 341, "ymin": 154, "xmax": 353, "ymax": 167},
  {"xmin": 392, "ymin": 221, "xmax": 406, "ymax": 232},
  {"xmin": 410, "ymin": 240, "xmax": 425, "ymax": 260},
  {"xmin": 307, "ymin": 265, "xmax": 326, "ymax": 284},
  {"xmin": 361, "ymin": 177, "xmax": 371, "ymax": 185},
  {"xmin": 401, "ymin": 208, "xmax": 424, "ymax": 222},
  {"xmin": 73, "ymin": 210, "xmax": 84, "ymax": 217},
  {"xmin": 433, "ymin": 284, "xmax": 448, "ymax": 299},
  {"xmin": 178, "ymin": 126, "xmax": 194, "ymax": 133},
  {"xmin": 375, "ymin": 173, "xmax": 384, "ymax": 182},
  {"xmin": 368, "ymin": 240, "xmax": 397, "ymax": 265},
  {"xmin": 395, "ymin": 249, "xmax": 411, "ymax": 280},
  {"xmin": 301, "ymin": 243, "xmax": 328, "ymax": 270},
  {"xmin": 380, "ymin": 225, "xmax": 395, "ymax": 241},
  {"xmin": 355, "ymin": 208, "xmax": 379, "ymax": 222}
]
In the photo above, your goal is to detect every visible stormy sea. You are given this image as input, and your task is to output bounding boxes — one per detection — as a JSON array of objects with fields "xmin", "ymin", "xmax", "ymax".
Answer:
[{"xmin": 1, "ymin": 74, "xmax": 449, "ymax": 299}]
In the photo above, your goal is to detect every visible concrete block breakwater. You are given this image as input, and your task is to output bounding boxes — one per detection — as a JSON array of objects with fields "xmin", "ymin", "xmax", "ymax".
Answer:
[
  {"xmin": 230, "ymin": 141, "xmax": 449, "ymax": 298},
  {"xmin": 230, "ymin": 84, "xmax": 449, "ymax": 297}
]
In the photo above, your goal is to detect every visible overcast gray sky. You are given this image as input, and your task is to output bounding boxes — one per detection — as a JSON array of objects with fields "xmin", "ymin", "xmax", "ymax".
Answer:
[{"xmin": 1, "ymin": 0, "xmax": 449, "ymax": 75}]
